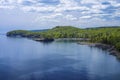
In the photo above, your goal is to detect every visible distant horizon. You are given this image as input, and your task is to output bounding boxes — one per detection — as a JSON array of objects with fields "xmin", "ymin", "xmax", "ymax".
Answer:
[{"xmin": 1, "ymin": 25, "xmax": 120, "ymax": 34}]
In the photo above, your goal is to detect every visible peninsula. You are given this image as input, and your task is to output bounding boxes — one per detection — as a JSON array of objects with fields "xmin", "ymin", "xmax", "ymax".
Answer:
[{"xmin": 6, "ymin": 26, "xmax": 120, "ymax": 58}]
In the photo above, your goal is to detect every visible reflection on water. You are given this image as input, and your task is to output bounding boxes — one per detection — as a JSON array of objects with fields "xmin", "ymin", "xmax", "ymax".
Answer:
[{"xmin": 0, "ymin": 35, "xmax": 120, "ymax": 80}]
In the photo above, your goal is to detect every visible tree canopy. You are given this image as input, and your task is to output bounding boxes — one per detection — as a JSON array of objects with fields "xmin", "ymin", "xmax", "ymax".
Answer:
[{"xmin": 7, "ymin": 26, "xmax": 120, "ymax": 51}]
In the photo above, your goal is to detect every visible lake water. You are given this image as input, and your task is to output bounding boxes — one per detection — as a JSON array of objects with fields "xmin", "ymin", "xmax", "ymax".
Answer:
[{"xmin": 0, "ymin": 35, "xmax": 120, "ymax": 80}]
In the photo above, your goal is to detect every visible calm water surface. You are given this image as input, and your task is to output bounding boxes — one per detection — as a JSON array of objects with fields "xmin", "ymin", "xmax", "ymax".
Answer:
[{"xmin": 0, "ymin": 35, "xmax": 120, "ymax": 80}]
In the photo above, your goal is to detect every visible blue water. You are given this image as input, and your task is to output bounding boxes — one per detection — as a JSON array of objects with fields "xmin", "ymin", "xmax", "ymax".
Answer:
[{"xmin": 0, "ymin": 35, "xmax": 120, "ymax": 80}]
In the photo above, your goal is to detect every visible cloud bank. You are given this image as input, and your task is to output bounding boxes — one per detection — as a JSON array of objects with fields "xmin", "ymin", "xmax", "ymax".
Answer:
[{"xmin": 0, "ymin": 0, "xmax": 120, "ymax": 29}]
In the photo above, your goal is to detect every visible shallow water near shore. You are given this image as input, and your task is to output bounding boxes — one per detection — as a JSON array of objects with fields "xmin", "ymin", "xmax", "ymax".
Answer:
[{"xmin": 0, "ymin": 35, "xmax": 120, "ymax": 80}]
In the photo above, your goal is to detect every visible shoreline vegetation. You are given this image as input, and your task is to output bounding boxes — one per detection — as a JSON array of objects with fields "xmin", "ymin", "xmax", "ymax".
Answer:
[{"xmin": 6, "ymin": 26, "xmax": 120, "ymax": 58}]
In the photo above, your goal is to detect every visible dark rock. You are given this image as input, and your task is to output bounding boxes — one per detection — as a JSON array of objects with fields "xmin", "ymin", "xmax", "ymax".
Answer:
[
  {"xmin": 109, "ymin": 50, "xmax": 117, "ymax": 56},
  {"xmin": 33, "ymin": 38, "xmax": 54, "ymax": 42}
]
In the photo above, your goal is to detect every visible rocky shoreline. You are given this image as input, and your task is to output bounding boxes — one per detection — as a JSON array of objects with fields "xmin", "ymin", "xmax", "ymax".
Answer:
[{"xmin": 78, "ymin": 42, "xmax": 120, "ymax": 59}]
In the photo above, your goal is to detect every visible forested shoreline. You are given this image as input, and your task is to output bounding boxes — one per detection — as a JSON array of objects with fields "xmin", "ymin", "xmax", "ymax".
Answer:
[{"xmin": 6, "ymin": 26, "xmax": 120, "ymax": 54}]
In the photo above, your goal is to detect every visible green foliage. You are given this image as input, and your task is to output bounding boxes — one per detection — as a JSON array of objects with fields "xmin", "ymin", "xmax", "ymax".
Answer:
[
  {"xmin": 41, "ymin": 26, "xmax": 85, "ymax": 38},
  {"xmin": 7, "ymin": 30, "xmax": 41, "ymax": 38},
  {"xmin": 7, "ymin": 26, "xmax": 120, "ymax": 51},
  {"xmin": 7, "ymin": 30, "xmax": 29, "ymax": 37}
]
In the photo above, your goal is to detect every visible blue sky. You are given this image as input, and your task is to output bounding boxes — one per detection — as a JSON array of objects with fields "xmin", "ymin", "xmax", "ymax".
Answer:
[{"xmin": 0, "ymin": 0, "xmax": 120, "ymax": 32}]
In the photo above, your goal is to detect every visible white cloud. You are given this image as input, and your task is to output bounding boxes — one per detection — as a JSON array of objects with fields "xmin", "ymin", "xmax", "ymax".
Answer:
[
  {"xmin": 112, "ymin": 9, "xmax": 120, "ymax": 17},
  {"xmin": 21, "ymin": 6, "xmax": 56, "ymax": 12},
  {"xmin": 35, "ymin": 13, "xmax": 63, "ymax": 22},
  {"xmin": 18, "ymin": 0, "xmax": 90, "ymax": 13},
  {"xmin": 108, "ymin": 1, "xmax": 120, "ymax": 7},
  {"xmin": 0, "ymin": 0, "xmax": 120, "ymax": 28},
  {"xmin": 54, "ymin": 0, "xmax": 90, "ymax": 12},
  {"xmin": 0, "ymin": 0, "xmax": 7, "ymax": 4},
  {"xmin": 92, "ymin": 4, "xmax": 109, "ymax": 9},
  {"xmin": 65, "ymin": 15, "xmax": 77, "ymax": 20},
  {"xmin": 35, "ymin": 13, "xmax": 77, "ymax": 23},
  {"xmin": 0, "ymin": 5, "xmax": 15, "ymax": 9},
  {"xmin": 92, "ymin": 13, "xmax": 111, "ymax": 17},
  {"xmin": 81, "ymin": 9, "xmax": 103, "ymax": 15},
  {"xmin": 54, "ymin": 6, "xmax": 89, "ymax": 12},
  {"xmin": 59, "ymin": 0, "xmax": 78, "ymax": 6},
  {"xmin": 80, "ymin": 16, "xmax": 92, "ymax": 19}
]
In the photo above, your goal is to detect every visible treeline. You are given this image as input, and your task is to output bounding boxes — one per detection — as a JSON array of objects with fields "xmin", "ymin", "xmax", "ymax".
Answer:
[
  {"xmin": 7, "ymin": 26, "xmax": 120, "ymax": 51},
  {"xmin": 7, "ymin": 30, "xmax": 41, "ymax": 38}
]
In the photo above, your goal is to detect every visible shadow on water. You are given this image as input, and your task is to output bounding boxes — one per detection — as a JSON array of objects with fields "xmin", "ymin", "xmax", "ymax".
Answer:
[
  {"xmin": 88, "ymin": 45, "xmax": 120, "ymax": 61},
  {"xmin": 40, "ymin": 41, "xmax": 54, "ymax": 45},
  {"xmin": 55, "ymin": 40, "xmax": 80, "ymax": 43},
  {"xmin": 34, "ymin": 41, "xmax": 54, "ymax": 45}
]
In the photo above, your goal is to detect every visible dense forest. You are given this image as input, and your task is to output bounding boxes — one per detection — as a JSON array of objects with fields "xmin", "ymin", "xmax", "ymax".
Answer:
[{"xmin": 7, "ymin": 26, "xmax": 120, "ymax": 52}]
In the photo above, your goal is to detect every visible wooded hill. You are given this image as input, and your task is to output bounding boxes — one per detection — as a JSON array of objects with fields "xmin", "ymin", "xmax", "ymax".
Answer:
[{"xmin": 7, "ymin": 26, "xmax": 120, "ymax": 51}]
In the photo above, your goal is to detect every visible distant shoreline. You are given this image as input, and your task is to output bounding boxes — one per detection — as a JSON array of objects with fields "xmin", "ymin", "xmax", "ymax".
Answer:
[
  {"xmin": 27, "ymin": 37, "xmax": 120, "ymax": 59},
  {"xmin": 78, "ymin": 42, "xmax": 120, "ymax": 59},
  {"xmin": 6, "ymin": 26, "xmax": 120, "ymax": 59},
  {"xmin": 6, "ymin": 33, "xmax": 120, "ymax": 59}
]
